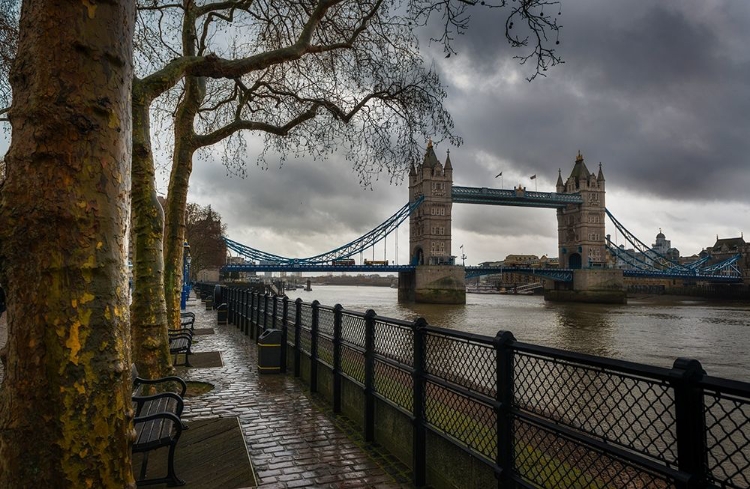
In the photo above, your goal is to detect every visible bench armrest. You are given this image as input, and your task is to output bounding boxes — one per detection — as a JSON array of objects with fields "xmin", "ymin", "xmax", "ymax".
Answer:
[
  {"xmin": 168, "ymin": 328, "xmax": 193, "ymax": 337},
  {"xmin": 179, "ymin": 312, "xmax": 196, "ymax": 330}
]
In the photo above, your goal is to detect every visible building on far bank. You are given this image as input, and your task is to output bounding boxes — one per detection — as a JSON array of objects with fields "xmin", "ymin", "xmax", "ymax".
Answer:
[
  {"xmin": 704, "ymin": 235, "xmax": 750, "ymax": 284},
  {"xmin": 652, "ymin": 229, "xmax": 680, "ymax": 262}
]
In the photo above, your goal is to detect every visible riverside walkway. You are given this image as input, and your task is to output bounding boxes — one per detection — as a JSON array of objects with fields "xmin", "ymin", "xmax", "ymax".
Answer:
[
  {"xmin": 177, "ymin": 293, "xmax": 413, "ymax": 488},
  {"xmin": 0, "ymin": 295, "xmax": 414, "ymax": 488}
]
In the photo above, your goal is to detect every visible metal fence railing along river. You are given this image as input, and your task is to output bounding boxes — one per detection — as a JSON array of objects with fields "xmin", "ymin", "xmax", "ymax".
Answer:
[{"xmin": 200, "ymin": 284, "xmax": 749, "ymax": 489}]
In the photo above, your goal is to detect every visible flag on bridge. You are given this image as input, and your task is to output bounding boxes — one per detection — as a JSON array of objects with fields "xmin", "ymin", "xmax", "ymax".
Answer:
[
  {"xmin": 530, "ymin": 174, "xmax": 537, "ymax": 180},
  {"xmin": 495, "ymin": 172, "xmax": 502, "ymax": 178}
]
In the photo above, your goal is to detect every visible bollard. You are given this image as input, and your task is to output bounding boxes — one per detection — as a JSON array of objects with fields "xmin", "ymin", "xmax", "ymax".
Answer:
[{"xmin": 217, "ymin": 303, "xmax": 228, "ymax": 325}]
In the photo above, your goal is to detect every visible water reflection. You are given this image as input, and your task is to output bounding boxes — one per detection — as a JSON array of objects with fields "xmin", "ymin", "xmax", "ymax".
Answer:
[
  {"xmin": 286, "ymin": 285, "xmax": 750, "ymax": 381},
  {"xmin": 553, "ymin": 304, "xmax": 616, "ymax": 358}
]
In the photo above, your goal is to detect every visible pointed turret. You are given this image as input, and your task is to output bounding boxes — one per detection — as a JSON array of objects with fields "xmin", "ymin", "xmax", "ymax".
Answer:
[
  {"xmin": 409, "ymin": 162, "xmax": 417, "ymax": 177},
  {"xmin": 567, "ymin": 150, "xmax": 592, "ymax": 190},
  {"xmin": 568, "ymin": 150, "xmax": 590, "ymax": 178},
  {"xmin": 444, "ymin": 149, "xmax": 452, "ymax": 171},
  {"xmin": 422, "ymin": 139, "xmax": 440, "ymax": 169},
  {"xmin": 556, "ymin": 168, "xmax": 564, "ymax": 192},
  {"xmin": 597, "ymin": 162, "xmax": 605, "ymax": 182}
]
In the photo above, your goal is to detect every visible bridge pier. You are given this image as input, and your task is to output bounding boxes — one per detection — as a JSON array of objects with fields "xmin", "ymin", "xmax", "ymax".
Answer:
[
  {"xmin": 544, "ymin": 269, "xmax": 627, "ymax": 304},
  {"xmin": 398, "ymin": 265, "xmax": 466, "ymax": 304}
]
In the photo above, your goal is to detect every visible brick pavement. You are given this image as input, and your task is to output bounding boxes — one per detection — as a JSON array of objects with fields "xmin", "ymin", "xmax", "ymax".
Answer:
[
  {"xmin": 0, "ymin": 295, "xmax": 413, "ymax": 488},
  {"xmin": 178, "ymin": 295, "xmax": 414, "ymax": 489}
]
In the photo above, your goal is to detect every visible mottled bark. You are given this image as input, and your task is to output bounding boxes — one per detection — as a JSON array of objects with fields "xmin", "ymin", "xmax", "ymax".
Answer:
[
  {"xmin": 131, "ymin": 83, "xmax": 172, "ymax": 378},
  {"xmin": 164, "ymin": 4, "xmax": 203, "ymax": 330},
  {"xmin": 0, "ymin": 0, "xmax": 136, "ymax": 487},
  {"xmin": 163, "ymin": 120, "xmax": 197, "ymax": 330}
]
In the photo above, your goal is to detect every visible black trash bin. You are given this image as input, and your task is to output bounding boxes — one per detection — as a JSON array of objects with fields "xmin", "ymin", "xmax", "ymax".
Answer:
[
  {"xmin": 257, "ymin": 329, "xmax": 282, "ymax": 373},
  {"xmin": 217, "ymin": 303, "xmax": 228, "ymax": 326}
]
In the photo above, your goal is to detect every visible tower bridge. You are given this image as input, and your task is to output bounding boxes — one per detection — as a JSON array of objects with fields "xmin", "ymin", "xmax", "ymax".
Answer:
[{"xmin": 222, "ymin": 145, "xmax": 744, "ymax": 304}]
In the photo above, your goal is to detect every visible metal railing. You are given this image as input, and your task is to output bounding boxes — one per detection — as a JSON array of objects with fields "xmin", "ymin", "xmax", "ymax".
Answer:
[{"xmin": 219, "ymin": 285, "xmax": 750, "ymax": 489}]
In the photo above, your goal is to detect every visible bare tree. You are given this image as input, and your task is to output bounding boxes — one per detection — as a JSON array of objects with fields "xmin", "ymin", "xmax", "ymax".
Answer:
[
  {"xmin": 0, "ymin": 0, "xmax": 136, "ymax": 486},
  {"xmin": 156, "ymin": 0, "xmax": 562, "ymax": 343},
  {"xmin": 0, "ymin": 2, "xmax": 562, "ymax": 378}
]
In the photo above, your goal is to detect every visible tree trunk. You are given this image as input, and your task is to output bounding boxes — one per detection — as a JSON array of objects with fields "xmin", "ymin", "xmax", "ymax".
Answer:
[
  {"xmin": 164, "ymin": 75, "xmax": 202, "ymax": 330},
  {"xmin": 164, "ymin": 7, "xmax": 203, "ymax": 330},
  {"xmin": 0, "ymin": 1, "xmax": 136, "ymax": 486},
  {"xmin": 131, "ymin": 82, "xmax": 172, "ymax": 378}
]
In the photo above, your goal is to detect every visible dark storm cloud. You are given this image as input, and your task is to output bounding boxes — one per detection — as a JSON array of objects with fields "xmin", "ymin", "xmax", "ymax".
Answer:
[
  {"xmin": 173, "ymin": 0, "xmax": 750, "ymax": 263},
  {"xmin": 437, "ymin": 0, "xmax": 750, "ymax": 203}
]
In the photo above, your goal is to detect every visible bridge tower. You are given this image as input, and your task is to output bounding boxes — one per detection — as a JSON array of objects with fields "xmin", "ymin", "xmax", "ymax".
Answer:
[
  {"xmin": 408, "ymin": 140, "xmax": 453, "ymax": 266},
  {"xmin": 556, "ymin": 151, "xmax": 607, "ymax": 269},
  {"xmin": 399, "ymin": 141, "xmax": 465, "ymax": 304},
  {"xmin": 547, "ymin": 151, "xmax": 625, "ymax": 303}
]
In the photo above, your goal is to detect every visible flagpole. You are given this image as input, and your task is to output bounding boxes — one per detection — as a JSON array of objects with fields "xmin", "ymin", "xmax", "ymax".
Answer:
[{"xmin": 495, "ymin": 171, "xmax": 503, "ymax": 188}]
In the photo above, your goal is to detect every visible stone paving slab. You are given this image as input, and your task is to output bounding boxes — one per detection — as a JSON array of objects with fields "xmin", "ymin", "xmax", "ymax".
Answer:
[{"xmin": 177, "ymin": 295, "xmax": 415, "ymax": 489}]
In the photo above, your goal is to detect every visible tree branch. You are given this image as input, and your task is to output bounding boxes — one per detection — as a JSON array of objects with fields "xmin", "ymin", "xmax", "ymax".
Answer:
[{"xmin": 194, "ymin": 103, "xmax": 320, "ymax": 148}]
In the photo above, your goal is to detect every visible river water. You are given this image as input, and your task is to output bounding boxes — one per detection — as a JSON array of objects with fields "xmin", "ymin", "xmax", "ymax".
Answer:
[{"xmin": 285, "ymin": 285, "xmax": 749, "ymax": 382}]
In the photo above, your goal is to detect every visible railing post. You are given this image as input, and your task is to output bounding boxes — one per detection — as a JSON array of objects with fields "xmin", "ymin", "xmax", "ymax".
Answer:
[
  {"xmin": 233, "ymin": 288, "xmax": 239, "ymax": 327},
  {"xmin": 364, "ymin": 309, "xmax": 376, "ymax": 442},
  {"xmin": 241, "ymin": 289, "xmax": 248, "ymax": 334},
  {"xmin": 294, "ymin": 298, "xmax": 302, "ymax": 377},
  {"xmin": 231, "ymin": 288, "xmax": 237, "ymax": 326},
  {"xmin": 254, "ymin": 293, "xmax": 263, "ymax": 340},
  {"xmin": 670, "ymin": 358, "xmax": 707, "ymax": 489},
  {"xmin": 251, "ymin": 291, "xmax": 258, "ymax": 338},
  {"xmin": 227, "ymin": 288, "xmax": 233, "ymax": 325},
  {"xmin": 248, "ymin": 292, "xmax": 255, "ymax": 337},
  {"xmin": 263, "ymin": 293, "xmax": 270, "ymax": 331},
  {"xmin": 494, "ymin": 331, "xmax": 516, "ymax": 486},
  {"xmin": 281, "ymin": 296, "xmax": 289, "ymax": 374},
  {"xmin": 310, "ymin": 300, "xmax": 320, "ymax": 393},
  {"xmin": 412, "ymin": 317, "xmax": 428, "ymax": 487},
  {"xmin": 271, "ymin": 295, "xmax": 278, "ymax": 330},
  {"xmin": 333, "ymin": 304, "xmax": 343, "ymax": 414}
]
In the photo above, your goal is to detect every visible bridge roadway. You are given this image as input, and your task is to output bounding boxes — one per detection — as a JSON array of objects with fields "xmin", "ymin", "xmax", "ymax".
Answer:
[
  {"xmin": 222, "ymin": 263, "xmax": 577, "ymax": 282},
  {"xmin": 222, "ymin": 263, "xmax": 416, "ymax": 274},
  {"xmin": 222, "ymin": 263, "xmax": 742, "ymax": 284}
]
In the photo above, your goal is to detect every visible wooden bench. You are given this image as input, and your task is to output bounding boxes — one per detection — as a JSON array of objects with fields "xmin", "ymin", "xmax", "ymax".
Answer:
[
  {"xmin": 180, "ymin": 311, "xmax": 195, "ymax": 330},
  {"xmin": 132, "ymin": 366, "xmax": 188, "ymax": 486},
  {"xmin": 168, "ymin": 329, "xmax": 194, "ymax": 367}
]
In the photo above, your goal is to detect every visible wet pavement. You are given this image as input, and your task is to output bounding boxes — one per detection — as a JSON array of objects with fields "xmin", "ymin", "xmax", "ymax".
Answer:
[
  {"xmin": 0, "ymin": 296, "xmax": 414, "ymax": 488},
  {"xmin": 176, "ymin": 295, "xmax": 414, "ymax": 488}
]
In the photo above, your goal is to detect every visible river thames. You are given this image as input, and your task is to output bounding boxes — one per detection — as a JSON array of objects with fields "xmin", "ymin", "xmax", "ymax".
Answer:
[{"xmin": 285, "ymin": 285, "xmax": 749, "ymax": 382}]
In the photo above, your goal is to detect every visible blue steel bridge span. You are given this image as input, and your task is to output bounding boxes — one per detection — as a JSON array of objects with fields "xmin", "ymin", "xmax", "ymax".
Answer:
[
  {"xmin": 222, "ymin": 263, "xmax": 416, "ymax": 274},
  {"xmin": 451, "ymin": 186, "xmax": 583, "ymax": 208},
  {"xmin": 221, "ymin": 185, "xmax": 743, "ymax": 284}
]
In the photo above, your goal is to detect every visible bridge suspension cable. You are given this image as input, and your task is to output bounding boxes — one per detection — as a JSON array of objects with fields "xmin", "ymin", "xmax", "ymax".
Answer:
[
  {"xmin": 224, "ymin": 196, "xmax": 424, "ymax": 265},
  {"xmin": 605, "ymin": 209, "xmax": 741, "ymax": 280},
  {"xmin": 604, "ymin": 208, "xmax": 688, "ymax": 271}
]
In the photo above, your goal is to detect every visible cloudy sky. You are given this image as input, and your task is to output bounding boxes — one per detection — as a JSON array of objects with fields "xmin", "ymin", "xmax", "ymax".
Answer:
[{"xmin": 5, "ymin": 0, "xmax": 750, "ymax": 266}]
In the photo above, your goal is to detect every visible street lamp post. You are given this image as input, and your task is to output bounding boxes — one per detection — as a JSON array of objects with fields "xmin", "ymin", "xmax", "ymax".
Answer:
[{"xmin": 180, "ymin": 242, "xmax": 191, "ymax": 310}]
